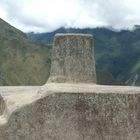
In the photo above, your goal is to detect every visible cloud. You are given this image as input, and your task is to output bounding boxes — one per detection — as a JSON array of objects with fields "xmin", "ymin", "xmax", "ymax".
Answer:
[{"xmin": 0, "ymin": 0, "xmax": 140, "ymax": 32}]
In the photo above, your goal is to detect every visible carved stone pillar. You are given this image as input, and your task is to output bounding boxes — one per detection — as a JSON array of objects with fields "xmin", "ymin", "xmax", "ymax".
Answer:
[{"xmin": 48, "ymin": 33, "xmax": 96, "ymax": 83}]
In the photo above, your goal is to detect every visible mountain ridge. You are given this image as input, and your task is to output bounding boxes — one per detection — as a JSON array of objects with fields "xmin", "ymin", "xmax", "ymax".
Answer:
[
  {"xmin": 0, "ymin": 18, "xmax": 51, "ymax": 86},
  {"xmin": 28, "ymin": 26, "xmax": 140, "ymax": 86},
  {"xmin": 0, "ymin": 17, "xmax": 140, "ymax": 86}
]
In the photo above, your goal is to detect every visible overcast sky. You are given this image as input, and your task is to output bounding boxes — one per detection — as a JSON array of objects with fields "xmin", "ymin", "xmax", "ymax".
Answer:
[{"xmin": 0, "ymin": 0, "xmax": 140, "ymax": 33}]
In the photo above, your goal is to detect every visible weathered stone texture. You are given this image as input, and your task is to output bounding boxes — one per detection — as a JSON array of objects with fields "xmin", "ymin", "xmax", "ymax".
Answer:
[
  {"xmin": 48, "ymin": 34, "xmax": 96, "ymax": 83},
  {"xmin": 1, "ymin": 84, "xmax": 140, "ymax": 140},
  {"xmin": 0, "ymin": 94, "xmax": 5, "ymax": 115}
]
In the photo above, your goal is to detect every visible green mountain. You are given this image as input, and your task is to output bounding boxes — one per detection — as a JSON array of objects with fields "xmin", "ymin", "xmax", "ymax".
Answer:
[
  {"xmin": 0, "ymin": 18, "xmax": 51, "ymax": 86},
  {"xmin": 1, "ymin": 18, "xmax": 140, "ymax": 86},
  {"xmin": 28, "ymin": 27, "xmax": 140, "ymax": 86}
]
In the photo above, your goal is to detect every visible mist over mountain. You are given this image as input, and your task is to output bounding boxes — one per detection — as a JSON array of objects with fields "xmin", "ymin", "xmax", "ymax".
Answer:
[
  {"xmin": 28, "ymin": 26, "xmax": 140, "ymax": 86},
  {"xmin": 1, "ymin": 0, "xmax": 140, "ymax": 32}
]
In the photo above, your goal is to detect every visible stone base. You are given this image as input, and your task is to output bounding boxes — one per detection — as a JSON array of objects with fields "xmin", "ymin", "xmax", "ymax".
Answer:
[{"xmin": 1, "ymin": 84, "xmax": 140, "ymax": 140}]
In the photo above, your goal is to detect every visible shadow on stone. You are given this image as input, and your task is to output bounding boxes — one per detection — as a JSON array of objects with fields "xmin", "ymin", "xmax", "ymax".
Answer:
[{"xmin": 0, "ymin": 94, "xmax": 6, "ymax": 116}]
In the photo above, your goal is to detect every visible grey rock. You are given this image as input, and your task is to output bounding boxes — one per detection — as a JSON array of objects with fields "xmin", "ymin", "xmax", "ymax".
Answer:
[
  {"xmin": 1, "ymin": 84, "xmax": 140, "ymax": 140},
  {"xmin": 48, "ymin": 33, "xmax": 96, "ymax": 83},
  {"xmin": 0, "ymin": 94, "xmax": 5, "ymax": 116}
]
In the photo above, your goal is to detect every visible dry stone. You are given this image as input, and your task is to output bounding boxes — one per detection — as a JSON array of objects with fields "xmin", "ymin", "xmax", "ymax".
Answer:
[
  {"xmin": 48, "ymin": 33, "xmax": 96, "ymax": 83},
  {"xmin": 0, "ymin": 94, "xmax": 5, "ymax": 116},
  {"xmin": 1, "ymin": 84, "xmax": 140, "ymax": 140}
]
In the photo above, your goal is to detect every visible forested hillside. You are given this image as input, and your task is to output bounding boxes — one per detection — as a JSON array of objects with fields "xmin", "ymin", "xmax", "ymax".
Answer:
[
  {"xmin": 1, "ymin": 17, "xmax": 140, "ymax": 86},
  {"xmin": 0, "ymin": 18, "xmax": 51, "ymax": 86},
  {"xmin": 28, "ymin": 26, "xmax": 140, "ymax": 86}
]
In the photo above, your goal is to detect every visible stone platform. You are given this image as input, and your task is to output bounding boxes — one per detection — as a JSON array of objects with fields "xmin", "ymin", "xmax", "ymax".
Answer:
[{"xmin": 0, "ymin": 84, "xmax": 140, "ymax": 140}]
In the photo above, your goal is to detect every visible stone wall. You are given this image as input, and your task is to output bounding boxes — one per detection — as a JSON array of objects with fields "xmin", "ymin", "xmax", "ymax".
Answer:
[{"xmin": 1, "ymin": 84, "xmax": 140, "ymax": 140}]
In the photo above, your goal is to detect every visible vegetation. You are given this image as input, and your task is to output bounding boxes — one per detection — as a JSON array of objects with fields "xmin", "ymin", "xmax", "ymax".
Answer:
[
  {"xmin": 28, "ymin": 27, "xmax": 140, "ymax": 86},
  {"xmin": 0, "ymin": 18, "xmax": 51, "ymax": 86},
  {"xmin": 1, "ymin": 17, "xmax": 140, "ymax": 86}
]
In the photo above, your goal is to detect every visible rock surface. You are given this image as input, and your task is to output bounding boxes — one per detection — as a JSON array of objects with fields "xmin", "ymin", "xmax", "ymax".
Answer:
[
  {"xmin": 1, "ymin": 84, "xmax": 140, "ymax": 140},
  {"xmin": 0, "ymin": 94, "xmax": 6, "ymax": 116},
  {"xmin": 48, "ymin": 34, "xmax": 96, "ymax": 83}
]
